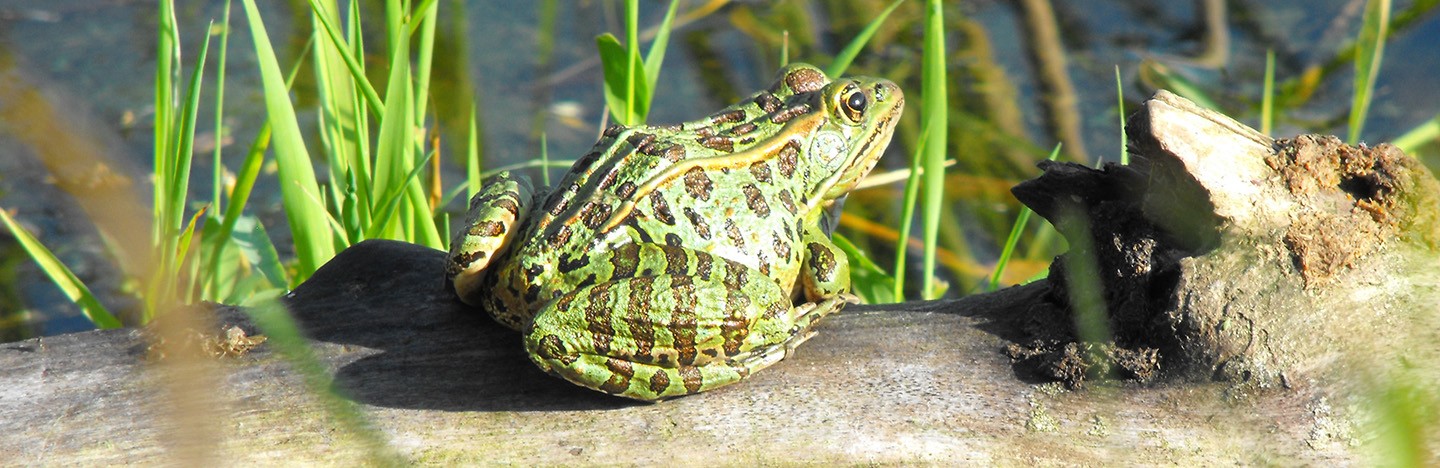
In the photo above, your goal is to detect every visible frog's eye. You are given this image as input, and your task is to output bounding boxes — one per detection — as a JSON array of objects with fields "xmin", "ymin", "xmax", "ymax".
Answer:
[{"xmin": 838, "ymin": 84, "xmax": 867, "ymax": 122}]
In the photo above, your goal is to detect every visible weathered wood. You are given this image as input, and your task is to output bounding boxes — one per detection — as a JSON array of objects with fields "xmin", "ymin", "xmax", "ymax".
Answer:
[{"xmin": 2, "ymin": 92, "xmax": 1436, "ymax": 466}]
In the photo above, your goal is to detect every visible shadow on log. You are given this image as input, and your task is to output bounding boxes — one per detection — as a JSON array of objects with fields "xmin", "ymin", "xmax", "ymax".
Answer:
[{"xmin": 1, "ymin": 91, "xmax": 1436, "ymax": 466}]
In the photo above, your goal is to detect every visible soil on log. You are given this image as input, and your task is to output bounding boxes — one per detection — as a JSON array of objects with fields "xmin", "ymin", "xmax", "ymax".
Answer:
[{"xmin": 1, "ymin": 91, "xmax": 1437, "ymax": 466}]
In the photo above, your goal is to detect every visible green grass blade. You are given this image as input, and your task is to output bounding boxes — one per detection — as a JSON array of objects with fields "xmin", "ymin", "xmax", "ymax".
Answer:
[
  {"xmin": 1114, "ymin": 66, "xmax": 1128, "ymax": 165},
  {"xmin": 892, "ymin": 119, "xmax": 931, "ymax": 302},
  {"xmin": 834, "ymin": 233, "xmax": 896, "ymax": 304},
  {"xmin": 0, "ymin": 208, "xmax": 121, "ymax": 328},
  {"xmin": 310, "ymin": 0, "xmax": 366, "ymax": 210},
  {"xmin": 154, "ymin": 0, "xmax": 178, "ymax": 248},
  {"xmin": 410, "ymin": 0, "xmax": 439, "ymax": 33},
  {"xmin": 597, "ymin": 33, "xmax": 650, "ymax": 126},
  {"xmin": 232, "ymin": 215, "xmax": 288, "ymax": 293},
  {"xmin": 305, "ymin": 0, "xmax": 384, "ymax": 117},
  {"xmin": 172, "ymin": 206, "xmax": 209, "ymax": 291},
  {"xmin": 1139, "ymin": 59, "xmax": 1222, "ymax": 111},
  {"xmin": 164, "ymin": 27, "xmax": 211, "ymax": 242},
  {"xmin": 467, "ymin": 104, "xmax": 482, "ymax": 199},
  {"xmin": 643, "ymin": 0, "xmax": 680, "ymax": 89},
  {"xmin": 204, "ymin": 48, "xmax": 308, "ymax": 298},
  {"xmin": 211, "ymin": 0, "xmax": 233, "ymax": 210},
  {"xmin": 364, "ymin": 152, "xmax": 438, "ymax": 241},
  {"xmin": 1348, "ymin": 0, "xmax": 1391, "ymax": 144},
  {"xmin": 1392, "ymin": 116, "xmax": 1439, "ymax": 155},
  {"xmin": 987, "ymin": 144, "xmax": 1061, "ymax": 292},
  {"xmin": 1262, "ymin": 49, "xmax": 1275, "ymax": 136},
  {"xmin": 242, "ymin": 0, "xmax": 336, "ymax": 283},
  {"xmin": 244, "ymin": 298, "xmax": 404, "ymax": 465},
  {"xmin": 825, "ymin": 0, "xmax": 905, "ymax": 78},
  {"xmin": 919, "ymin": 0, "xmax": 948, "ymax": 300},
  {"xmin": 625, "ymin": 0, "xmax": 640, "ymax": 124},
  {"xmin": 412, "ymin": 0, "xmax": 438, "ymax": 125},
  {"xmin": 540, "ymin": 133, "xmax": 552, "ymax": 186}
]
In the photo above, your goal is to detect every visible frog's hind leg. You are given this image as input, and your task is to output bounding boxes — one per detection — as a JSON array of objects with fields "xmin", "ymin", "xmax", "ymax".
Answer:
[
  {"xmin": 447, "ymin": 171, "xmax": 533, "ymax": 307},
  {"xmin": 523, "ymin": 242, "xmax": 847, "ymax": 401}
]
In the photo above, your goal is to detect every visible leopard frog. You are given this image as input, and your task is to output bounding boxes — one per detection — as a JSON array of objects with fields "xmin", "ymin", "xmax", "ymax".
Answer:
[{"xmin": 447, "ymin": 63, "xmax": 903, "ymax": 401}]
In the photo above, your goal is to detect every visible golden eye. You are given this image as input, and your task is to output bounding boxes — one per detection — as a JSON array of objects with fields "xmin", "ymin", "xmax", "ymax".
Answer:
[{"xmin": 839, "ymin": 84, "xmax": 867, "ymax": 122}]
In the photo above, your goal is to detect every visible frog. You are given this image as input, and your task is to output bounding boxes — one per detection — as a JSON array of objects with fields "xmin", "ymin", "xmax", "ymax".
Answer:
[{"xmin": 447, "ymin": 63, "xmax": 903, "ymax": 401}]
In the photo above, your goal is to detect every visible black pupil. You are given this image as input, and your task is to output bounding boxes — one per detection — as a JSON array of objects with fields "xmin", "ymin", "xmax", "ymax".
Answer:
[{"xmin": 846, "ymin": 91, "xmax": 867, "ymax": 113}]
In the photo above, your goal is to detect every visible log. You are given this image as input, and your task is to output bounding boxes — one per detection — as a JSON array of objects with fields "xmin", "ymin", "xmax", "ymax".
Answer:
[{"xmin": 2, "ymin": 91, "xmax": 1436, "ymax": 466}]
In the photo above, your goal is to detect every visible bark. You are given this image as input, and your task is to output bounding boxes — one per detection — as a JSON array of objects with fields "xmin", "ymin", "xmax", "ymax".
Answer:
[{"xmin": 2, "ymin": 91, "xmax": 1436, "ymax": 467}]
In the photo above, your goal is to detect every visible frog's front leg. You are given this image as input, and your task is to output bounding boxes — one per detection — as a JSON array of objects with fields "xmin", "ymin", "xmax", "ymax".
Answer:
[
  {"xmin": 798, "ymin": 225, "xmax": 853, "ymax": 303},
  {"xmin": 523, "ymin": 242, "xmax": 841, "ymax": 401},
  {"xmin": 447, "ymin": 171, "xmax": 534, "ymax": 308}
]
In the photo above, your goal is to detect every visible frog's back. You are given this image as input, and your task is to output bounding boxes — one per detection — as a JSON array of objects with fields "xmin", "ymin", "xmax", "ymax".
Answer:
[{"xmin": 492, "ymin": 63, "xmax": 843, "ymax": 318}]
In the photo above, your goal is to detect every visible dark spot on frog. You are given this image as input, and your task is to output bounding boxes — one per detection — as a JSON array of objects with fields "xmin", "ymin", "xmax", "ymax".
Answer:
[
  {"xmin": 742, "ymin": 184, "xmax": 770, "ymax": 218},
  {"xmin": 609, "ymin": 244, "xmax": 641, "ymax": 278},
  {"xmin": 773, "ymin": 234, "xmax": 791, "ymax": 261},
  {"xmin": 807, "ymin": 242, "xmax": 837, "ymax": 283},
  {"xmin": 581, "ymin": 202, "xmax": 612, "ymax": 230},
  {"xmin": 680, "ymin": 366, "xmax": 704, "ymax": 393},
  {"xmin": 725, "ymin": 219, "xmax": 745, "ymax": 249},
  {"xmin": 663, "ymin": 245, "xmax": 688, "ymax": 276},
  {"xmin": 615, "ymin": 181, "xmax": 637, "ymax": 199},
  {"xmin": 697, "ymin": 135, "xmax": 734, "ymax": 152},
  {"xmin": 683, "ymin": 166, "xmax": 714, "ymax": 200},
  {"xmin": 469, "ymin": 217, "xmax": 509, "ymax": 233},
  {"xmin": 710, "ymin": 109, "xmax": 746, "ymax": 125},
  {"xmin": 586, "ymin": 284, "xmax": 616, "ymax": 354},
  {"xmin": 575, "ymin": 273, "xmax": 597, "ymax": 291},
  {"xmin": 776, "ymin": 140, "xmax": 799, "ymax": 177},
  {"xmin": 784, "ymin": 66, "xmax": 827, "ymax": 93},
  {"xmin": 661, "ymin": 144, "xmax": 686, "ymax": 162},
  {"xmin": 723, "ymin": 261, "xmax": 747, "ymax": 291},
  {"xmin": 494, "ymin": 197, "xmax": 520, "ymax": 215},
  {"xmin": 536, "ymin": 334, "xmax": 575, "ymax": 365},
  {"xmin": 769, "ymin": 104, "xmax": 810, "ymax": 125},
  {"xmin": 776, "ymin": 189, "xmax": 798, "ymax": 214},
  {"xmin": 694, "ymin": 251, "xmax": 714, "ymax": 281},
  {"xmin": 664, "ymin": 233, "xmax": 683, "ymax": 247},
  {"xmin": 651, "ymin": 192, "xmax": 676, "ymax": 225},
  {"xmin": 626, "ymin": 132, "xmax": 656, "ymax": 150},
  {"xmin": 702, "ymin": 349, "xmax": 718, "ymax": 357},
  {"xmin": 727, "ymin": 122, "xmax": 758, "ymax": 136},
  {"xmin": 631, "ymin": 221, "xmax": 654, "ymax": 244},
  {"xmin": 754, "ymin": 92, "xmax": 782, "ymax": 113},
  {"xmin": 649, "ymin": 371, "xmax": 671, "ymax": 394},
  {"xmin": 557, "ymin": 253, "xmax": 589, "ymax": 274},
  {"xmin": 682, "ymin": 207, "xmax": 711, "ymax": 239}
]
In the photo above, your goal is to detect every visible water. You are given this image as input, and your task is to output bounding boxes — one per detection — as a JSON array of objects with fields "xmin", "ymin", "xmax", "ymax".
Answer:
[{"xmin": 1, "ymin": 0, "xmax": 1436, "ymax": 340}]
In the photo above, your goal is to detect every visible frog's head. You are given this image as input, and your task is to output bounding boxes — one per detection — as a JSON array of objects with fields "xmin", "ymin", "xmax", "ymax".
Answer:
[{"xmin": 776, "ymin": 64, "xmax": 904, "ymax": 208}]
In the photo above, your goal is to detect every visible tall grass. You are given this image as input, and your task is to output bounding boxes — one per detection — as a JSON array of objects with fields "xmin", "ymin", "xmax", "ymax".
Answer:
[
  {"xmin": 917, "ymin": 0, "xmax": 949, "ymax": 301},
  {"xmin": 1349, "ymin": 0, "xmax": 1391, "ymax": 144}
]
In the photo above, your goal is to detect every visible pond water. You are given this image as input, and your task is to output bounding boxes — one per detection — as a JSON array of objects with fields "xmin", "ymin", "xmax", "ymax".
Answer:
[{"xmin": 1, "ymin": 0, "xmax": 1436, "ymax": 340}]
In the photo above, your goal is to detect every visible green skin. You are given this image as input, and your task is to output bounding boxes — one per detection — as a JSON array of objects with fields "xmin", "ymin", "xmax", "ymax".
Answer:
[{"xmin": 447, "ymin": 63, "xmax": 904, "ymax": 401}]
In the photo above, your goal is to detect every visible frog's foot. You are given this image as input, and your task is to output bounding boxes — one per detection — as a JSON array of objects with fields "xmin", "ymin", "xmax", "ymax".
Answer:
[
  {"xmin": 447, "ymin": 172, "xmax": 533, "ymax": 306},
  {"xmin": 747, "ymin": 292, "xmax": 851, "ymax": 364},
  {"xmin": 522, "ymin": 243, "xmax": 852, "ymax": 401}
]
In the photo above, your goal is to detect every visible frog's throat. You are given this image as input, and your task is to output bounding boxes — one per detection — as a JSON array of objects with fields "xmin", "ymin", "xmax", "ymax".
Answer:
[{"xmin": 598, "ymin": 111, "xmax": 830, "ymax": 233}]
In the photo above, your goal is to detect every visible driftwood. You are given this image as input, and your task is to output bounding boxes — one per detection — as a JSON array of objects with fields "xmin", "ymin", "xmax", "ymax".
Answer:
[{"xmin": 2, "ymin": 91, "xmax": 1437, "ymax": 466}]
